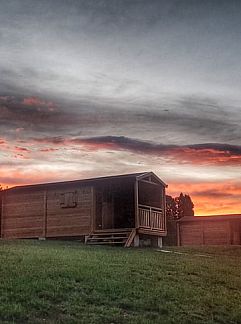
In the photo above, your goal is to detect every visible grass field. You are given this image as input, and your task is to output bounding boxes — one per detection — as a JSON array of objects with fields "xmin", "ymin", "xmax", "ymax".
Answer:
[{"xmin": 0, "ymin": 241, "xmax": 241, "ymax": 324}]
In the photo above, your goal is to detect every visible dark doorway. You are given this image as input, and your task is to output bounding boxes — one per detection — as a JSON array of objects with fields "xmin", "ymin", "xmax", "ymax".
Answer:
[{"xmin": 95, "ymin": 180, "xmax": 135, "ymax": 230}]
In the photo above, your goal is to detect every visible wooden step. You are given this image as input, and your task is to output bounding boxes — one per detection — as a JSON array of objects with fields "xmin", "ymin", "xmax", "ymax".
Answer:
[
  {"xmin": 89, "ymin": 236, "xmax": 128, "ymax": 241},
  {"xmin": 90, "ymin": 232, "xmax": 130, "ymax": 236},
  {"xmin": 91, "ymin": 233, "xmax": 130, "ymax": 238},
  {"xmin": 87, "ymin": 241, "xmax": 126, "ymax": 245},
  {"xmin": 94, "ymin": 228, "xmax": 133, "ymax": 233},
  {"xmin": 85, "ymin": 229, "xmax": 135, "ymax": 247}
]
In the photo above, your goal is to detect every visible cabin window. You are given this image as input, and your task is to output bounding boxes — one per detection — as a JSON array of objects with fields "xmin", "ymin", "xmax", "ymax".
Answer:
[{"xmin": 60, "ymin": 191, "xmax": 77, "ymax": 208}]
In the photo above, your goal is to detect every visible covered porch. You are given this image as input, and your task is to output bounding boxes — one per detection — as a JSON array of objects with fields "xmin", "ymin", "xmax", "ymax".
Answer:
[
  {"xmin": 86, "ymin": 172, "xmax": 167, "ymax": 247},
  {"xmin": 136, "ymin": 173, "xmax": 167, "ymax": 235}
]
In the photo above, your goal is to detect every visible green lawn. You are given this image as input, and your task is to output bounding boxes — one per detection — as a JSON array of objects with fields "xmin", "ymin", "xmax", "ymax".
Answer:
[{"xmin": 0, "ymin": 241, "xmax": 241, "ymax": 324}]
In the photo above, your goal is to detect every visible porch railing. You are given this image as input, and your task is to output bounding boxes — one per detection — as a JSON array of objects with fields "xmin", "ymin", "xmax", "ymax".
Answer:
[{"xmin": 138, "ymin": 204, "xmax": 165, "ymax": 231}]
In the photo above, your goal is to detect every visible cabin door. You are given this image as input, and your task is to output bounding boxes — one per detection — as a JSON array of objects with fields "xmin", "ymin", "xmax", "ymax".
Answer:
[
  {"xmin": 102, "ymin": 200, "xmax": 114, "ymax": 229},
  {"xmin": 102, "ymin": 189, "xmax": 114, "ymax": 229},
  {"xmin": 95, "ymin": 188, "xmax": 114, "ymax": 230}
]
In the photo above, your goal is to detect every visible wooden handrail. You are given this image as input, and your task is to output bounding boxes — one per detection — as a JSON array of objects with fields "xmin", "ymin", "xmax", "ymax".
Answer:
[
  {"xmin": 138, "ymin": 206, "xmax": 165, "ymax": 231},
  {"xmin": 138, "ymin": 204, "xmax": 163, "ymax": 212}
]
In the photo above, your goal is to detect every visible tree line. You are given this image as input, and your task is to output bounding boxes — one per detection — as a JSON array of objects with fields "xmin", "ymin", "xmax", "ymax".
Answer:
[{"xmin": 166, "ymin": 193, "xmax": 194, "ymax": 220}]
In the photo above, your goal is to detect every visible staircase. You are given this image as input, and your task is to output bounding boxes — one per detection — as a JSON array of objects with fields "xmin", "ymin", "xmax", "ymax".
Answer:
[{"xmin": 85, "ymin": 229, "xmax": 136, "ymax": 247}]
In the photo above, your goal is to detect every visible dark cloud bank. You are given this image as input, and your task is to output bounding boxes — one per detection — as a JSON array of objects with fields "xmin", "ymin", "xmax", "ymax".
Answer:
[{"xmin": 30, "ymin": 135, "xmax": 241, "ymax": 166}]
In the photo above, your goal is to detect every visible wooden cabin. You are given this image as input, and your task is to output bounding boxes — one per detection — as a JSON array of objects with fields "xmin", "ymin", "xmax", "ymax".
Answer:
[
  {"xmin": 0, "ymin": 172, "xmax": 167, "ymax": 247},
  {"xmin": 177, "ymin": 215, "xmax": 241, "ymax": 246}
]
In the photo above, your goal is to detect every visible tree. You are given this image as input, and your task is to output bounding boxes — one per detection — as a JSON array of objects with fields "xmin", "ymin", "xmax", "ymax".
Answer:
[
  {"xmin": 166, "ymin": 193, "xmax": 194, "ymax": 220},
  {"xmin": 166, "ymin": 195, "xmax": 177, "ymax": 220},
  {"xmin": 176, "ymin": 193, "xmax": 194, "ymax": 217}
]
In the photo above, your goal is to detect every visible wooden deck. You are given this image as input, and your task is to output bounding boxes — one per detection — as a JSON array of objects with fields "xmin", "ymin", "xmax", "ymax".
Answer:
[
  {"xmin": 138, "ymin": 204, "xmax": 166, "ymax": 232},
  {"xmin": 86, "ymin": 204, "xmax": 167, "ymax": 247}
]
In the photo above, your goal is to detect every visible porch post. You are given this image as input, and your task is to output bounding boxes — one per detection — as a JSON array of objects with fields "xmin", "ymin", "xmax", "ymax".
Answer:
[
  {"xmin": 163, "ymin": 186, "xmax": 167, "ymax": 232},
  {"xmin": 157, "ymin": 237, "xmax": 163, "ymax": 248},
  {"xmin": 134, "ymin": 234, "xmax": 140, "ymax": 247},
  {"xmin": 134, "ymin": 180, "xmax": 139, "ymax": 228},
  {"xmin": 151, "ymin": 236, "xmax": 163, "ymax": 248}
]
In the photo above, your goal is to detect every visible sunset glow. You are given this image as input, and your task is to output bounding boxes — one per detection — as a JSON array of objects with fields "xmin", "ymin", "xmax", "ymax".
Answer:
[{"xmin": 1, "ymin": 1, "xmax": 241, "ymax": 216}]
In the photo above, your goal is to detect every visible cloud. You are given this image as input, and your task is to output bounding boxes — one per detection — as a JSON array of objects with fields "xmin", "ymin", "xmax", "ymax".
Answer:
[
  {"xmin": 29, "ymin": 135, "xmax": 241, "ymax": 166},
  {"xmin": 39, "ymin": 148, "xmax": 59, "ymax": 152},
  {"xmin": 79, "ymin": 137, "xmax": 241, "ymax": 166},
  {"xmin": 0, "ymin": 90, "xmax": 240, "ymax": 152},
  {"xmin": 32, "ymin": 136, "xmax": 66, "ymax": 144},
  {"xmin": 0, "ymin": 96, "xmax": 10, "ymax": 101},
  {"xmin": 167, "ymin": 180, "xmax": 241, "ymax": 215},
  {"xmin": 0, "ymin": 95, "xmax": 80, "ymax": 135},
  {"xmin": 0, "ymin": 168, "xmax": 70, "ymax": 187},
  {"xmin": 168, "ymin": 144, "xmax": 241, "ymax": 166},
  {"xmin": 0, "ymin": 0, "xmax": 241, "ymax": 216},
  {"xmin": 22, "ymin": 96, "xmax": 57, "ymax": 111},
  {"xmin": 14, "ymin": 146, "xmax": 31, "ymax": 153},
  {"xmin": 1, "ymin": 131, "xmax": 241, "ymax": 215}
]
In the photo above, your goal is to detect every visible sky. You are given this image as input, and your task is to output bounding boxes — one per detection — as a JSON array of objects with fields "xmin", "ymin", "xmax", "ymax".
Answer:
[{"xmin": 1, "ymin": 0, "xmax": 241, "ymax": 215}]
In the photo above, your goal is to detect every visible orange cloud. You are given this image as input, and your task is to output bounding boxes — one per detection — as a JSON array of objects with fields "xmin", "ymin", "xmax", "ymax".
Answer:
[
  {"xmin": 14, "ymin": 146, "xmax": 31, "ymax": 153},
  {"xmin": 31, "ymin": 136, "xmax": 241, "ymax": 166},
  {"xmin": 0, "ymin": 169, "xmax": 70, "ymax": 188},
  {"xmin": 78, "ymin": 139, "xmax": 241, "ymax": 166},
  {"xmin": 169, "ymin": 147, "xmax": 241, "ymax": 166},
  {"xmin": 167, "ymin": 181, "xmax": 241, "ymax": 216},
  {"xmin": 22, "ymin": 96, "xmax": 57, "ymax": 111}
]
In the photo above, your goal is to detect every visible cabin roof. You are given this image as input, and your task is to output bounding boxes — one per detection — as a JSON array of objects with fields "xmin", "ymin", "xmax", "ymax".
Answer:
[
  {"xmin": 179, "ymin": 214, "xmax": 241, "ymax": 222},
  {"xmin": 6, "ymin": 171, "xmax": 167, "ymax": 192}
]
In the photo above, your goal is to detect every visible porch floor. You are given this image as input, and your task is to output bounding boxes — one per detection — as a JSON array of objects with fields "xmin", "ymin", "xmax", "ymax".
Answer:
[{"xmin": 94, "ymin": 227, "xmax": 134, "ymax": 233}]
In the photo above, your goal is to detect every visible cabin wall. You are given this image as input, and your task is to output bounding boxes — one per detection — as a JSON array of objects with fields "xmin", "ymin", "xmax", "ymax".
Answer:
[
  {"xmin": 179, "ymin": 219, "xmax": 241, "ymax": 246},
  {"xmin": 0, "ymin": 173, "xmax": 168, "ymax": 240},
  {"xmin": 1, "ymin": 190, "xmax": 45, "ymax": 239},
  {"xmin": 46, "ymin": 185, "xmax": 93, "ymax": 237},
  {"xmin": 1, "ymin": 184, "xmax": 93, "ymax": 239}
]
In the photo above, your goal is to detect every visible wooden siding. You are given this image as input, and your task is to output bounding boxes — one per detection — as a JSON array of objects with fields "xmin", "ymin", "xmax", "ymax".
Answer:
[
  {"xmin": 180, "ymin": 222, "xmax": 203, "ymax": 246},
  {"xmin": 232, "ymin": 220, "xmax": 241, "ymax": 245},
  {"xmin": 203, "ymin": 221, "xmax": 230, "ymax": 245},
  {"xmin": 2, "ymin": 190, "xmax": 44, "ymax": 239},
  {"xmin": 1, "ymin": 184, "xmax": 93, "ymax": 239},
  {"xmin": 46, "ymin": 186, "xmax": 92, "ymax": 237},
  {"xmin": 179, "ymin": 218, "xmax": 241, "ymax": 246}
]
